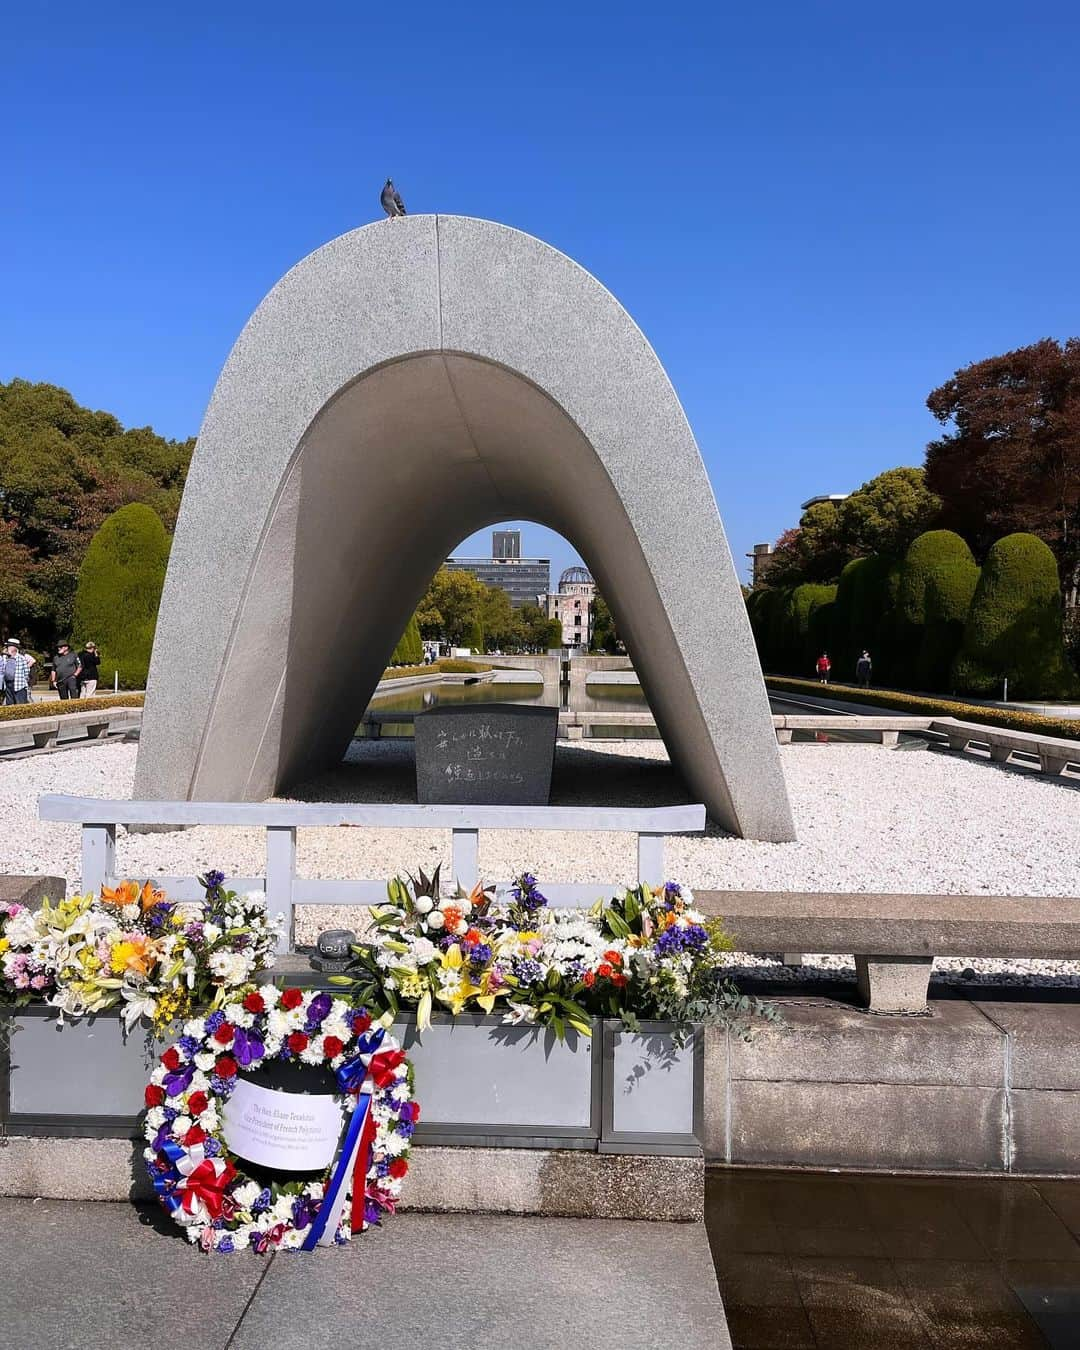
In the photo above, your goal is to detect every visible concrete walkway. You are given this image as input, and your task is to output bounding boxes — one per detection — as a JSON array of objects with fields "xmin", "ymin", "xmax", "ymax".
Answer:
[{"xmin": 0, "ymin": 1199, "xmax": 730, "ymax": 1350}]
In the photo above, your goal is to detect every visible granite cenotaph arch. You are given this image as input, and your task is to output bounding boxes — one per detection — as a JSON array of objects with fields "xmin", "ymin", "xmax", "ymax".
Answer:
[{"xmin": 135, "ymin": 216, "xmax": 795, "ymax": 842}]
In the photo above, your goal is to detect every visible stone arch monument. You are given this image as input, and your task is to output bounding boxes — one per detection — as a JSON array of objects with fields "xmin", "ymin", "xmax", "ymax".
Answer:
[{"xmin": 135, "ymin": 216, "xmax": 795, "ymax": 842}]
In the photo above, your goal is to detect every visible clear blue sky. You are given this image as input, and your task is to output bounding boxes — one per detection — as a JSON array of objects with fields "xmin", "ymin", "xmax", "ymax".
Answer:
[{"xmin": 4, "ymin": 2, "xmax": 1079, "ymax": 584}]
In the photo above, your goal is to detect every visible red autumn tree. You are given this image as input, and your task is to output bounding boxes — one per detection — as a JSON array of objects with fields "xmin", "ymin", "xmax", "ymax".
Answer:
[{"xmin": 924, "ymin": 338, "xmax": 1080, "ymax": 601}]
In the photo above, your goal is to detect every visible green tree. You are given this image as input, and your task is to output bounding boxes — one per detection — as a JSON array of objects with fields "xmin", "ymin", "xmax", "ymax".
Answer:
[
  {"xmin": 0, "ymin": 379, "xmax": 193, "ymax": 646},
  {"xmin": 897, "ymin": 531, "xmax": 980, "ymax": 691},
  {"xmin": 389, "ymin": 613, "xmax": 423, "ymax": 665},
  {"xmin": 589, "ymin": 592, "xmax": 621, "ymax": 653},
  {"xmin": 516, "ymin": 603, "xmax": 562, "ymax": 651},
  {"xmin": 786, "ymin": 583, "xmax": 837, "ymax": 675},
  {"xmin": 71, "ymin": 503, "xmax": 171, "ymax": 688},
  {"xmin": 832, "ymin": 555, "xmax": 903, "ymax": 684},
  {"xmin": 477, "ymin": 584, "xmax": 515, "ymax": 650},
  {"xmin": 952, "ymin": 533, "xmax": 1076, "ymax": 699},
  {"xmin": 414, "ymin": 567, "xmax": 487, "ymax": 646},
  {"xmin": 839, "ymin": 467, "xmax": 942, "ymax": 560}
]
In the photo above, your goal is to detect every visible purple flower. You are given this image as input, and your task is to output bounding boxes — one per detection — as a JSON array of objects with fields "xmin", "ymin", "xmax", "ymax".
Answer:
[
  {"xmin": 217, "ymin": 1235, "xmax": 235, "ymax": 1253},
  {"xmin": 205, "ymin": 1010, "xmax": 226, "ymax": 1033},
  {"xmin": 164, "ymin": 1064, "xmax": 195, "ymax": 1097},
  {"xmin": 396, "ymin": 1119, "xmax": 415, "ymax": 1139},
  {"xmin": 292, "ymin": 1195, "xmax": 318, "ymax": 1229},
  {"xmin": 468, "ymin": 942, "xmax": 492, "ymax": 969},
  {"xmin": 203, "ymin": 1137, "xmax": 222, "ymax": 1158},
  {"xmin": 209, "ymin": 1075, "xmax": 231, "ymax": 1097},
  {"xmin": 512, "ymin": 957, "xmax": 543, "ymax": 987},
  {"xmin": 177, "ymin": 1035, "xmax": 200, "ymax": 1057},
  {"xmin": 204, "ymin": 870, "xmax": 226, "ymax": 888},
  {"xmin": 252, "ymin": 1188, "xmax": 272, "ymax": 1214},
  {"xmin": 364, "ymin": 1198, "xmax": 382, "ymax": 1226},
  {"xmin": 307, "ymin": 992, "xmax": 331, "ymax": 1025},
  {"xmin": 655, "ymin": 923, "xmax": 708, "ymax": 957},
  {"xmin": 232, "ymin": 1027, "xmax": 264, "ymax": 1067}
]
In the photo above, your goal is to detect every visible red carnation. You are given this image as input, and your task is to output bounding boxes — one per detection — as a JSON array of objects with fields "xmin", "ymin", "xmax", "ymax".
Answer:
[
  {"xmin": 598, "ymin": 963, "xmax": 613, "ymax": 979},
  {"xmin": 352, "ymin": 1012, "xmax": 372, "ymax": 1034},
  {"xmin": 583, "ymin": 970, "xmax": 596, "ymax": 988},
  {"xmin": 183, "ymin": 1125, "xmax": 207, "ymax": 1147},
  {"xmin": 411, "ymin": 1101, "xmax": 420, "ymax": 1121},
  {"xmin": 603, "ymin": 950, "xmax": 622, "ymax": 966},
  {"xmin": 287, "ymin": 1032, "xmax": 309, "ymax": 1054},
  {"xmin": 322, "ymin": 1035, "xmax": 344, "ymax": 1059},
  {"xmin": 161, "ymin": 1047, "xmax": 181, "ymax": 1071},
  {"xmin": 280, "ymin": 988, "xmax": 304, "ymax": 1010},
  {"xmin": 388, "ymin": 1158, "xmax": 408, "ymax": 1179},
  {"xmin": 612, "ymin": 972, "xmax": 627, "ymax": 989},
  {"xmin": 145, "ymin": 1084, "xmax": 165, "ymax": 1108},
  {"xmin": 243, "ymin": 991, "xmax": 265, "ymax": 1013},
  {"xmin": 215, "ymin": 1055, "xmax": 238, "ymax": 1078},
  {"xmin": 187, "ymin": 1090, "xmax": 209, "ymax": 1116},
  {"xmin": 213, "ymin": 1023, "xmax": 235, "ymax": 1045}
]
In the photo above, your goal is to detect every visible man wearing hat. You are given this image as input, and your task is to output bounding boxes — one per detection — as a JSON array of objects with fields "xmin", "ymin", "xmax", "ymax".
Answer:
[
  {"xmin": 2, "ymin": 639, "xmax": 35, "ymax": 705},
  {"xmin": 50, "ymin": 641, "xmax": 81, "ymax": 700}
]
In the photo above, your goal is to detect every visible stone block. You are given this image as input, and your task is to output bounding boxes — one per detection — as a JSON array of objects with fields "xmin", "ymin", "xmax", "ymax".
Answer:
[
  {"xmin": 728, "ymin": 1081, "xmax": 1006, "ymax": 1171},
  {"xmin": 702, "ymin": 1025, "xmax": 729, "ymax": 1160},
  {"xmin": 0, "ymin": 875, "xmax": 65, "ymax": 906},
  {"xmin": 727, "ymin": 998, "xmax": 1004, "ymax": 1088},
  {"xmin": 979, "ymin": 1002, "xmax": 1080, "ymax": 1090},
  {"xmin": 1010, "ymin": 1090, "xmax": 1080, "ymax": 1172},
  {"xmin": 855, "ymin": 954, "xmax": 933, "ymax": 1011},
  {"xmin": 414, "ymin": 703, "xmax": 558, "ymax": 806}
]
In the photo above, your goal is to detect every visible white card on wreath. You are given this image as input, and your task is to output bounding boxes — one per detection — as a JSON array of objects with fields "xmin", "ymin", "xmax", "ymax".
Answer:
[{"xmin": 222, "ymin": 1078, "xmax": 344, "ymax": 1171}]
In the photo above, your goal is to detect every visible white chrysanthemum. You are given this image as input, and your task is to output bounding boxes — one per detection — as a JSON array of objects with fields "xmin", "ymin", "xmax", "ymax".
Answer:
[
  {"xmin": 257, "ymin": 983, "xmax": 281, "ymax": 1007},
  {"xmin": 382, "ymin": 1130, "xmax": 408, "ymax": 1157},
  {"xmin": 232, "ymin": 1179, "xmax": 261, "ymax": 1207},
  {"xmin": 145, "ymin": 1107, "xmax": 166, "ymax": 1129},
  {"xmin": 300, "ymin": 1040, "xmax": 324, "ymax": 1066},
  {"xmin": 194, "ymin": 1052, "xmax": 216, "ymax": 1071},
  {"xmin": 266, "ymin": 1008, "xmax": 293, "ymax": 1039},
  {"xmin": 172, "ymin": 1114, "xmax": 192, "ymax": 1136}
]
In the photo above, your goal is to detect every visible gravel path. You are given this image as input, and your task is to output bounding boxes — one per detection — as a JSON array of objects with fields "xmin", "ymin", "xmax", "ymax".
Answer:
[{"xmin": 3, "ymin": 737, "xmax": 1078, "ymax": 985}]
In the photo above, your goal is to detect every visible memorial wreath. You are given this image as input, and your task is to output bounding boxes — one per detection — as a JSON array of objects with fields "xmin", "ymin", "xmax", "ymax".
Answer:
[{"xmin": 143, "ymin": 985, "xmax": 417, "ymax": 1252}]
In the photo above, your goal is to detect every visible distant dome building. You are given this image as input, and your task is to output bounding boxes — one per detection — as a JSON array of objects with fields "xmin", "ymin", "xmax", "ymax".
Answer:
[{"xmin": 544, "ymin": 566, "xmax": 597, "ymax": 648}]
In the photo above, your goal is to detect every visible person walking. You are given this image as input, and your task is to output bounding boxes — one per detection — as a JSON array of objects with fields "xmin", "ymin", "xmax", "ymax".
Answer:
[
  {"xmin": 1, "ymin": 639, "xmax": 35, "ymax": 705},
  {"xmin": 815, "ymin": 652, "xmax": 831, "ymax": 685},
  {"xmin": 78, "ymin": 641, "xmax": 101, "ymax": 697},
  {"xmin": 50, "ymin": 641, "xmax": 81, "ymax": 700},
  {"xmin": 855, "ymin": 650, "xmax": 872, "ymax": 689}
]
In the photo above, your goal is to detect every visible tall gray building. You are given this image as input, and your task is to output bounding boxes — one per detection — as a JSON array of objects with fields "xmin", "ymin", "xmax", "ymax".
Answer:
[{"xmin": 446, "ymin": 530, "xmax": 550, "ymax": 608}]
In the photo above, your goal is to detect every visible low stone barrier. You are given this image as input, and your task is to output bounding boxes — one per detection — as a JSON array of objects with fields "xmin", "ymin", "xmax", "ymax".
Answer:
[{"xmin": 931, "ymin": 718, "xmax": 1080, "ymax": 775}]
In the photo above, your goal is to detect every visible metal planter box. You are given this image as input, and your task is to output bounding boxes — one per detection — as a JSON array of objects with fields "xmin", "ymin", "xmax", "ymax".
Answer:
[{"xmin": 1, "ymin": 1009, "xmax": 702, "ymax": 1155}]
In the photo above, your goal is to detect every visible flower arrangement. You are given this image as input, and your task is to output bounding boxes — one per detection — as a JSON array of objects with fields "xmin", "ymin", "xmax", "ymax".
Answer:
[
  {"xmin": 0, "ymin": 872, "xmax": 282, "ymax": 1030},
  {"xmin": 143, "ymin": 987, "xmax": 415, "ymax": 1252},
  {"xmin": 339, "ymin": 871, "xmax": 776, "ymax": 1041}
]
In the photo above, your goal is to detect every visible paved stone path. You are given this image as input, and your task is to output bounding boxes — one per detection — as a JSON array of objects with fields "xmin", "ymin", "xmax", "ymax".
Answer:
[{"xmin": 0, "ymin": 1199, "xmax": 730, "ymax": 1350}]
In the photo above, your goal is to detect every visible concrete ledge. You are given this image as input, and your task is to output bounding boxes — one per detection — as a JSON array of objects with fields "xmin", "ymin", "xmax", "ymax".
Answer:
[{"xmin": 0, "ymin": 1138, "xmax": 704, "ymax": 1221}]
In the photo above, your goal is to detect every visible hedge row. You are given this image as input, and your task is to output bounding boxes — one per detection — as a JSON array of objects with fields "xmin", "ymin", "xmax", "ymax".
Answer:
[
  {"xmin": 379, "ymin": 659, "xmax": 491, "ymax": 681},
  {"xmin": 0, "ymin": 693, "xmax": 145, "ymax": 724},
  {"xmin": 765, "ymin": 675, "xmax": 1080, "ymax": 741}
]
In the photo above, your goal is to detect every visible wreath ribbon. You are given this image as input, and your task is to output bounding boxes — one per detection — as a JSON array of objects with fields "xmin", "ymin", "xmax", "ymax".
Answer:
[
  {"xmin": 301, "ymin": 1029, "xmax": 402, "ymax": 1249},
  {"xmin": 155, "ymin": 1140, "xmax": 236, "ymax": 1224}
]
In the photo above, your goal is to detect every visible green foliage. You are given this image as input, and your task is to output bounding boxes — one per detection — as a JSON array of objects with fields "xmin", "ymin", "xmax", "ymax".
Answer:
[
  {"xmin": 71, "ymin": 504, "xmax": 170, "ymax": 688},
  {"xmin": 0, "ymin": 379, "xmax": 192, "ymax": 646},
  {"xmin": 379, "ymin": 658, "xmax": 490, "ymax": 680},
  {"xmin": 840, "ymin": 467, "xmax": 942, "ymax": 559},
  {"xmin": 590, "ymin": 592, "xmax": 620, "ymax": 653},
  {"xmin": 389, "ymin": 614, "xmax": 423, "ymax": 665},
  {"xmin": 464, "ymin": 618, "xmax": 484, "ymax": 653},
  {"xmin": 952, "ymin": 533, "xmax": 1076, "ymax": 698},
  {"xmin": 516, "ymin": 603, "xmax": 562, "ymax": 651},
  {"xmin": 788, "ymin": 583, "xmax": 837, "ymax": 674},
  {"xmin": 897, "ymin": 531, "xmax": 980, "ymax": 691}
]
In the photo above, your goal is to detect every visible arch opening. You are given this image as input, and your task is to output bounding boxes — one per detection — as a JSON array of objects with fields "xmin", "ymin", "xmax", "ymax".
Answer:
[{"xmin": 136, "ymin": 216, "xmax": 794, "ymax": 841}]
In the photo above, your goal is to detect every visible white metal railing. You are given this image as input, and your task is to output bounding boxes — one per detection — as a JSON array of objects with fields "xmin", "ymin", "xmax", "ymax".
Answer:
[{"xmin": 37, "ymin": 795, "xmax": 707, "ymax": 951}]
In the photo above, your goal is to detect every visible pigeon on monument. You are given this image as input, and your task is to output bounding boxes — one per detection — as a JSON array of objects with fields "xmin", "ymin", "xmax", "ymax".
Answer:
[{"xmin": 381, "ymin": 178, "xmax": 407, "ymax": 217}]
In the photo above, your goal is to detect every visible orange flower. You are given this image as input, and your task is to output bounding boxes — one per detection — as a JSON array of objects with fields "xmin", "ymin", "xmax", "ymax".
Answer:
[{"xmin": 100, "ymin": 879, "xmax": 167, "ymax": 912}]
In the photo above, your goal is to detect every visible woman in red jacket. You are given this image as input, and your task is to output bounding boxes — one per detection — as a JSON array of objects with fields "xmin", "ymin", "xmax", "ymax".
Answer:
[{"xmin": 815, "ymin": 653, "xmax": 831, "ymax": 684}]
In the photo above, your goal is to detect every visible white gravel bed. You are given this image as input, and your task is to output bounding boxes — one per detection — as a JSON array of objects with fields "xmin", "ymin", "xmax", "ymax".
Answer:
[{"xmin": 2, "ymin": 737, "xmax": 1078, "ymax": 984}]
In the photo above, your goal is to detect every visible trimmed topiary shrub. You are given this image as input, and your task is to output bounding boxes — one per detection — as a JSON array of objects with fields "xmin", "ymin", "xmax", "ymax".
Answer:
[
  {"xmin": 464, "ymin": 619, "xmax": 484, "ymax": 654},
  {"xmin": 71, "ymin": 504, "xmax": 170, "ymax": 689},
  {"xmin": 788, "ymin": 583, "xmax": 837, "ymax": 675},
  {"xmin": 831, "ymin": 555, "xmax": 902, "ymax": 684},
  {"xmin": 898, "ymin": 531, "xmax": 980, "ymax": 692},
  {"xmin": 390, "ymin": 614, "xmax": 423, "ymax": 666},
  {"xmin": 952, "ymin": 533, "xmax": 1076, "ymax": 699}
]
